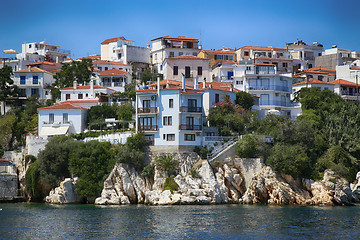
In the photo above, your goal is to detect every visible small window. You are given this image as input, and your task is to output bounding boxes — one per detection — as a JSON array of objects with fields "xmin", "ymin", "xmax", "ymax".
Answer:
[
  {"xmin": 184, "ymin": 134, "xmax": 195, "ymax": 141},
  {"xmin": 33, "ymin": 76, "xmax": 38, "ymax": 84},
  {"xmin": 215, "ymin": 94, "xmax": 220, "ymax": 103},
  {"xmin": 63, "ymin": 113, "xmax": 68, "ymax": 123},
  {"xmin": 154, "ymin": 54, "xmax": 157, "ymax": 60},
  {"xmin": 66, "ymin": 94, "xmax": 70, "ymax": 100},
  {"xmin": 163, "ymin": 116, "xmax": 172, "ymax": 126},
  {"xmin": 198, "ymin": 66, "xmax": 202, "ymax": 76},
  {"xmin": 29, "ymin": 44, "xmax": 32, "ymax": 48},
  {"xmin": 193, "ymin": 52, "xmax": 197, "ymax": 56},
  {"xmin": 246, "ymin": 66, "xmax": 251, "ymax": 71},
  {"xmin": 282, "ymin": 63, "xmax": 288, "ymax": 67},
  {"xmin": 170, "ymin": 52, "xmax": 174, "ymax": 57},
  {"xmin": 78, "ymin": 94, "xmax": 83, "ymax": 99},
  {"xmin": 167, "ymin": 134, "xmax": 175, "ymax": 141},
  {"xmin": 49, "ymin": 113, "xmax": 54, "ymax": 124},
  {"xmin": 163, "ymin": 134, "xmax": 166, "ymax": 140},
  {"xmin": 244, "ymin": 51, "xmax": 249, "ymax": 56},
  {"xmin": 179, "ymin": 52, "xmax": 183, "ymax": 56},
  {"xmin": 20, "ymin": 76, "xmax": 26, "ymax": 85},
  {"xmin": 99, "ymin": 67, "xmax": 102, "ymax": 71},
  {"xmin": 173, "ymin": 66, "xmax": 178, "ymax": 75},
  {"xmin": 169, "ymin": 99, "xmax": 174, "ymax": 108},
  {"xmin": 85, "ymin": 93, "xmax": 88, "ymax": 97},
  {"xmin": 105, "ymin": 67, "xmax": 108, "ymax": 70}
]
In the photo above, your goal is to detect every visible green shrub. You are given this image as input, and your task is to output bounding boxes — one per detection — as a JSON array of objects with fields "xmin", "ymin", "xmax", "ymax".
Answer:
[
  {"xmin": 236, "ymin": 134, "xmax": 258, "ymax": 158},
  {"xmin": 24, "ymin": 155, "xmax": 36, "ymax": 167},
  {"xmin": 194, "ymin": 146, "xmax": 214, "ymax": 159},
  {"xmin": 163, "ymin": 177, "xmax": 179, "ymax": 193},
  {"xmin": 141, "ymin": 164, "xmax": 154, "ymax": 178},
  {"xmin": 25, "ymin": 160, "xmax": 46, "ymax": 202},
  {"xmin": 190, "ymin": 169, "xmax": 201, "ymax": 178},
  {"xmin": 155, "ymin": 155, "xmax": 178, "ymax": 177}
]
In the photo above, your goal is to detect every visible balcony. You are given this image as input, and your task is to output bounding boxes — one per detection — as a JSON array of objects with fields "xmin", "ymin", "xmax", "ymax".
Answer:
[
  {"xmin": 180, "ymin": 106, "xmax": 202, "ymax": 113},
  {"xmin": 42, "ymin": 121, "xmax": 72, "ymax": 126},
  {"xmin": 259, "ymin": 100, "xmax": 299, "ymax": 107},
  {"xmin": 179, "ymin": 124, "xmax": 202, "ymax": 131},
  {"xmin": 137, "ymin": 107, "xmax": 158, "ymax": 114},
  {"xmin": 138, "ymin": 125, "xmax": 158, "ymax": 131},
  {"xmin": 246, "ymin": 85, "xmax": 291, "ymax": 92}
]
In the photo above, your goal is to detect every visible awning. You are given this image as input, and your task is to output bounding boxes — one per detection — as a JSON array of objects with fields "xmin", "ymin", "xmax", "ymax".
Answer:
[{"xmin": 39, "ymin": 126, "xmax": 70, "ymax": 136}]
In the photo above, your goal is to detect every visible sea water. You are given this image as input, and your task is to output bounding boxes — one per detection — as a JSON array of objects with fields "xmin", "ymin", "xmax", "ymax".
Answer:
[{"xmin": 0, "ymin": 203, "xmax": 359, "ymax": 239}]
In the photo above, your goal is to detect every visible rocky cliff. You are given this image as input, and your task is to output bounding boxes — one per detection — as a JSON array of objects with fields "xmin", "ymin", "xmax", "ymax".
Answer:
[{"xmin": 92, "ymin": 155, "xmax": 360, "ymax": 206}]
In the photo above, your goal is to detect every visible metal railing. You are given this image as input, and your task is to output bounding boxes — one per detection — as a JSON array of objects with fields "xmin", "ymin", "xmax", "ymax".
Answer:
[
  {"xmin": 246, "ymin": 85, "xmax": 290, "ymax": 92},
  {"xmin": 138, "ymin": 125, "xmax": 158, "ymax": 131},
  {"xmin": 137, "ymin": 107, "xmax": 158, "ymax": 113},
  {"xmin": 179, "ymin": 106, "xmax": 202, "ymax": 113},
  {"xmin": 42, "ymin": 121, "xmax": 72, "ymax": 125},
  {"xmin": 207, "ymin": 136, "xmax": 239, "ymax": 162},
  {"xmin": 179, "ymin": 124, "xmax": 202, "ymax": 130}
]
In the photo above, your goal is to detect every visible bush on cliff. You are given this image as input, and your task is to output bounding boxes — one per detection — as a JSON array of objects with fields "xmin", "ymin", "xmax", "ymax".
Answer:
[
  {"xmin": 236, "ymin": 135, "xmax": 259, "ymax": 158},
  {"xmin": 163, "ymin": 177, "xmax": 179, "ymax": 193},
  {"xmin": 38, "ymin": 136, "xmax": 79, "ymax": 189},
  {"xmin": 25, "ymin": 160, "xmax": 47, "ymax": 202},
  {"xmin": 69, "ymin": 141, "xmax": 115, "ymax": 201}
]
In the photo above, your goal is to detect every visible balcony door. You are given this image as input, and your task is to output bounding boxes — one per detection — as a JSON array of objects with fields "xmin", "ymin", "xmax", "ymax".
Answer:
[
  {"xmin": 186, "ymin": 117, "xmax": 194, "ymax": 129},
  {"xmin": 143, "ymin": 100, "xmax": 150, "ymax": 108},
  {"xmin": 260, "ymin": 94, "xmax": 269, "ymax": 105},
  {"xmin": 185, "ymin": 66, "xmax": 191, "ymax": 78},
  {"xmin": 188, "ymin": 99, "xmax": 197, "ymax": 112}
]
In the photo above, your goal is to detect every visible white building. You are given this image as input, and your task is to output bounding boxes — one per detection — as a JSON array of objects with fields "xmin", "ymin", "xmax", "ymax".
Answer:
[
  {"xmin": 236, "ymin": 46, "xmax": 294, "ymax": 73},
  {"xmin": 151, "ymin": 36, "xmax": 201, "ymax": 74},
  {"xmin": 336, "ymin": 60, "xmax": 360, "ymax": 84},
  {"xmin": 60, "ymin": 80, "xmax": 116, "ymax": 109},
  {"xmin": 38, "ymin": 102, "xmax": 88, "ymax": 137},
  {"xmin": 13, "ymin": 67, "xmax": 54, "ymax": 100},
  {"xmin": 2, "ymin": 41, "xmax": 70, "ymax": 71},
  {"xmin": 97, "ymin": 69, "xmax": 132, "ymax": 93},
  {"xmin": 162, "ymin": 55, "xmax": 210, "ymax": 84},
  {"xmin": 294, "ymin": 66, "xmax": 336, "ymax": 83},
  {"xmin": 218, "ymin": 63, "xmax": 300, "ymax": 119},
  {"xmin": 136, "ymin": 78, "xmax": 237, "ymax": 152},
  {"xmin": 285, "ymin": 40, "xmax": 324, "ymax": 71}
]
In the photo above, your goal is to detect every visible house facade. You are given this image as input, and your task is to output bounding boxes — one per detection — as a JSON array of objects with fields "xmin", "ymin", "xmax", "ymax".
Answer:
[
  {"xmin": 13, "ymin": 67, "xmax": 54, "ymax": 100},
  {"xmin": 151, "ymin": 36, "xmax": 201, "ymax": 74},
  {"xmin": 198, "ymin": 48, "xmax": 236, "ymax": 68},
  {"xmin": 236, "ymin": 46, "xmax": 293, "ymax": 73},
  {"xmin": 294, "ymin": 66, "xmax": 336, "ymax": 83},
  {"xmin": 38, "ymin": 102, "xmax": 88, "ymax": 137},
  {"xmin": 136, "ymin": 78, "xmax": 237, "ymax": 152},
  {"xmin": 97, "ymin": 68, "xmax": 132, "ymax": 92}
]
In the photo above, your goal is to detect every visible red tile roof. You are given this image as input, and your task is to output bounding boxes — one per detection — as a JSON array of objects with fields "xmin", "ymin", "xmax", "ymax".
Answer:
[
  {"xmin": 78, "ymin": 55, "xmax": 101, "ymax": 60},
  {"xmin": 202, "ymin": 49, "xmax": 235, "ymax": 54},
  {"xmin": 240, "ymin": 46, "xmax": 289, "ymax": 52},
  {"xmin": 38, "ymin": 102, "xmax": 87, "ymax": 110},
  {"xmin": 61, "ymin": 85, "xmax": 106, "ymax": 90},
  {"xmin": 198, "ymin": 81, "xmax": 240, "ymax": 92},
  {"xmin": 0, "ymin": 158, "xmax": 12, "ymax": 165},
  {"xmin": 93, "ymin": 60, "xmax": 131, "ymax": 66},
  {"xmin": 98, "ymin": 69, "xmax": 130, "ymax": 76},
  {"xmin": 151, "ymin": 35, "xmax": 199, "ymax": 42},
  {"xmin": 307, "ymin": 66, "xmax": 336, "ymax": 72},
  {"xmin": 256, "ymin": 57, "xmax": 293, "ymax": 62},
  {"xmin": 329, "ymin": 79, "xmax": 358, "ymax": 87},
  {"xmin": 167, "ymin": 55, "xmax": 207, "ymax": 60},
  {"xmin": 27, "ymin": 61, "xmax": 56, "ymax": 66},
  {"xmin": 293, "ymin": 78, "xmax": 331, "ymax": 86},
  {"xmin": 101, "ymin": 37, "xmax": 134, "ymax": 44},
  {"xmin": 15, "ymin": 67, "xmax": 54, "ymax": 75},
  {"xmin": 65, "ymin": 100, "xmax": 99, "ymax": 103}
]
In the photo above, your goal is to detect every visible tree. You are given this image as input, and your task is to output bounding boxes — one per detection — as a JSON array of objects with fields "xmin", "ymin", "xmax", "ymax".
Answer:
[
  {"xmin": 141, "ymin": 68, "xmax": 156, "ymax": 84},
  {"xmin": 155, "ymin": 154, "xmax": 178, "ymax": 177},
  {"xmin": 117, "ymin": 102, "xmax": 135, "ymax": 121},
  {"xmin": 0, "ymin": 66, "xmax": 18, "ymax": 115},
  {"xmin": 235, "ymin": 91, "xmax": 255, "ymax": 110},
  {"xmin": 0, "ymin": 113, "xmax": 17, "ymax": 150},
  {"xmin": 236, "ymin": 135, "xmax": 259, "ymax": 158},
  {"xmin": 52, "ymin": 59, "xmax": 94, "ymax": 100},
  {"xmin": 69, "ymin": 141, "xmax": 114, "ymax": 201}
]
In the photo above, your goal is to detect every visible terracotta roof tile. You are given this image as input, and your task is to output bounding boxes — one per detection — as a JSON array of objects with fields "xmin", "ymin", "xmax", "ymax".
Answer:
[
  {"xmin": 329, "ymin": 79, "xmax": 358, "ymax": 87},
  {"xmin": 61, "ymin": 85, "xmax": 106, "ymax": 90},
  {"xmin": 27, "ymin": 61, "xmax": 56, "ymax": 66},
  {"xmin": 98, "ymin": 69, "xmax": 130, "ymax": 76},
  {"xmin": 293, "ymin": 78, "xmax": 331, "ymax": 86},
  {"xmin": 93, "ymin": 60, "xmax": 131, "ymax": 66},
  {"xmin": 101, "ymin": 37, "xmax": 134, "ymax": 44},
  {"xmin": 168, "ymin": 55, "xmax": 207, "ymax": 60},
  {"xmin": 151, "ymin": 35, "xmax": 198, "ymax": 42},
  {"xmin": 15, "ymin": 67, "xmax": 54, "ymax": 75},
  {"xmin": 38, "ymin": 102, "xmax": 87, "ymax": 110}
]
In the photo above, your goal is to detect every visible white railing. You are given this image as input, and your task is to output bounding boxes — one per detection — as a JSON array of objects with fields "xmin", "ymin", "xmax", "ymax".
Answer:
[{"xmin": 207, "ymin": 136, "xmax": 240, "ymax": 162}]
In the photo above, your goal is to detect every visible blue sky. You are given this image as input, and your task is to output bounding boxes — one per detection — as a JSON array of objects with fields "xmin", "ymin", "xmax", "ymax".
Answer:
[{"xmin": 1, "ymin": 0, "xmax": 359, "ymax": 59}]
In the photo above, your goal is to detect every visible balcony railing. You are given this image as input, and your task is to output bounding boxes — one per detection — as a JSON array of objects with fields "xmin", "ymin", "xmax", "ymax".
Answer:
[
  {"xmin": 179, "ymin": 106, "xmax": 202, "ymax": 113},
  {"xmin": 259, "ymin": 100, "xmax": 298, "ymax": 107},
  {"xmin": 342, "ymin": 91, "xmax": 357, "ymax": 96},
  {"xmin": 42, "ymin": 121, "xmax": 72, "ymax": 125},
  {"xmin": 137, "ymin": 107, "xmax": 158, "ymax": 113},
  {"xmin": 179, "ymin": 124, "xmax": 202, "ymax": 130},
  {"xmin": 246, "ymin": 85, "xmax": 291, "ymax": 92},
  {"xmin": 138, "ymin": 125, "xmax": 158, "ymax": 131}
]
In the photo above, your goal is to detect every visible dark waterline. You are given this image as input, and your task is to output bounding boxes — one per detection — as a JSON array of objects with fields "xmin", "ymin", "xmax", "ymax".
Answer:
[{"xmin": 0, "ymin": 203, "xmax": 359, "ymax": 240}]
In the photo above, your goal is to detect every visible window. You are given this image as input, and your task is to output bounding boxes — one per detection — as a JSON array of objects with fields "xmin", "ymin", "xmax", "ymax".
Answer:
[
  {"xmin": 33, "ymin": 76, "xmax": 38, "ymax": 84},
  {"xmin": 244, "ymin": 51, "xmax": 249, "ymax": 56},
  {"xmin": 282, "ymin": 63, "xmax": 288, "ymax": 68},
  {"xmin": 29, "ymin": 44, "xmax": 32, "ymax": 48},
  {"xmin": 188, "ymin": 99, "xmax": 197, "ymax": 111},
  {"xmin": 63, "ymin": 113, "xmax": 68, "ymax": 123},
  {"xmin": 99, "ymin": 67, "xmax": 102, "ymax": 71},
  {"xmin": 118, "ymin": 53, "xmax": 121, "ymax": 59},
  {"xmin": 78, "ymin": 94, "xmax": 83, "ymax": 99},
  {"xmin": 160, "ymin": 65, "xmax": 163, "ymax": 71},
  {"xmin": 105, "ymin": 67, "xmax": 108, "ymax": 70},
  {"xmin": 169, "ymin": 99, "xmax": 174, "ymax": 108},
  {"xmin": 31, "ymin": 88, "xmax": 39, "ymax": 96},
  {"xmin": 170, "ymin": 52, "xmax": 174, "ymax": 57},
  {"xmin": 185, "ymin": 66, "xmax": 190, "ymax": 78},
  {"xmin": 154, "ymin": 54, "xmax": 157, "ymax": 60},
  {"xmin": 198, "ymin": 66, "xmax": 202, "ymax": 76},
  {"xmin": 49, "ymin": 113, "xmax": 54, "ymax": 124},
  {"xmin": 215, "ymin": 94, "xmax": 220, "ymax": 103},
  {"xmin": 66, "ymin": 94, "xmax": 70, "ymax": 100},
  {"xmin": 318, "ymin": 76, "xmax": 324, "ymax": 81},
  {"xmin": 193, "ymin": 52, "xmax": 197, "ymax": 56},
  {"xmin": 20, "ymin": 76, "xmax": 26, "ymax": 85},
  {"xmin": 179, "ymin": 52, "xmax": 183, "ymax": 56},
  {"xmin": 167, "ymin": 134, "xmax": 175, "ymax": 141},
  {"xmin": 143, "ymin": 100, "xmax": 150, "ymax": 108},
  {"xmin": 19, "ymin": 88, "xmax": 26, "ymax": 97},
  {"xmin": 184, "ymin": 134, "xmax": 195, "ymax": 141},
  {"xmin": 163, "ymin": 116, "xmax": 172, "ymax": 126},
  {"xmin": 173, "ymin": 66, "xmax": 178, "ymax": 75},
  {"xmin": 85, "ymin": 93, "xmax": 88, "ymax": 97},
  {"xmin": 246, "ymin": 66, "xmax": 251, "ymax": 71}
]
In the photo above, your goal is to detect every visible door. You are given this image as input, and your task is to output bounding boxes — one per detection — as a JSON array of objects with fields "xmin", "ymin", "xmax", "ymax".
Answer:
[
  {"xmin": 186, "ymin": 116, "xmax": 194, "ymax": 130},
  {"xmin": 227, "ymin": 71, "xmax": 234, "ymax": 79},
  {"xmin": 260, "ymin": 94, "xmax": 269, "ymax": 105},
  {"xmin": 188, "ymin": 99, "xmax": 197, "ymax": 112}
]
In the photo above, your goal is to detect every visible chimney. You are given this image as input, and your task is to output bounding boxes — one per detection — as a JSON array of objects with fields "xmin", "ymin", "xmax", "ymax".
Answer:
[
  {"xmin": 157, "ymin": 76, "xmax": 160, "ymax": 96},
  {"xmin": 166, "ymin": 80, "xmax": 169, "ymax": 89},
  {"xmin": 194, "ymin": 75, "xmax": 199, "ymax": 89},
  {"xmin": 73, "ymin": 80, "xmax": 77, "ymax": 89},
  {"xmin": 203, "ymin": 78, "xmax": 206, "ymax": 89}
]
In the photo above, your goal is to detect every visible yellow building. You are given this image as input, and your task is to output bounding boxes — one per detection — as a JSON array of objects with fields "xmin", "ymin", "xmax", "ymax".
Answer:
[{"xmin": 198, "ymin": 48, "xmax": 236, "ymax": 68}]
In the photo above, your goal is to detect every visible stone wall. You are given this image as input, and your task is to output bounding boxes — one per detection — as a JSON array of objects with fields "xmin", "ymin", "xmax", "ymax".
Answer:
[{"xmin": 0, "ymin": 174, "xmax": 18, "ymax": 199}]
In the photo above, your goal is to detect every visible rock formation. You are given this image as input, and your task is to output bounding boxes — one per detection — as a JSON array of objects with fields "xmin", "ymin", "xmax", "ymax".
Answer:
[{"xmin": 45, "ymin": 178, "xmax": 80, "ymax": 204}]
